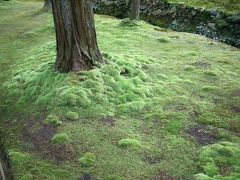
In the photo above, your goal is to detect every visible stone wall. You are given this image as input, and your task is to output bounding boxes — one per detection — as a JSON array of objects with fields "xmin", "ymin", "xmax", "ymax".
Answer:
[{"xmin": 94, "ymin": 0, "xmax": 240, "ymax": 48}]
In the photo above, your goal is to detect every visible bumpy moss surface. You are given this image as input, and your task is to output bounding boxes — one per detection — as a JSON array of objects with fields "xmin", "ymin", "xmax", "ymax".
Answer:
[{"xmin": 0, "ymin": 1, "xmax": 240, "ymax": 180}]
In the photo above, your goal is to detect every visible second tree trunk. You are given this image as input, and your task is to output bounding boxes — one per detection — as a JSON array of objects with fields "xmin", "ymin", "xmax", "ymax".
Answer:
[{"xmin": 129, "ymin": 0, "xmax": 140, "ymax": 20}]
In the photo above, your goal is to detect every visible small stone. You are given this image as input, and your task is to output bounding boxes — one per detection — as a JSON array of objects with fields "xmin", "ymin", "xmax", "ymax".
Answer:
[
  {"xmin": 169, "ymin": 5, "xmax": 176, "ymax": 14},
  {"xmin": 152, "ymin": 9, "xmax": 162, "ymax": 16},
  {"xmin": 191, "ymin": 10, "xmax": 197, "ymax": 16},
  {"xmin": 208, "ymin": 23, "xmax": 216, "ymax": 30},
  {"xmin": 215, "ymin": 13, "xmax": 222, "ymax": 19},
  {"xmin": 210, "ymin": 9, "xmax": 218, "ymax": 16}
]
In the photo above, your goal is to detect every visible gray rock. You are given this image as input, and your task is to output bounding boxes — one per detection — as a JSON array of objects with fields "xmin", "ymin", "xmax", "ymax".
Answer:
[
  {"xmin": 140, "ymin": 4, "xmax": 148, "ymax": 10},
  {"xmin": 169, "ymin": 5, "xmax": 176, "ymax": 14},
  {"xmin": 191, "ymin": 10, "xmax": 197, "ymax": 16},
  {"xmin": 152, "ymin": 9, "xmax": 162, "ymax": 16},
  {"xmin": 208, "ymin": 22, "xmax": 216, "ymax": 30},
  {"xmin": 210, "ymin": 9, "xmax": 218, "ymax": 16},
  {"xmin": 215, "ymin": 13, "xmax": 222, "ymax": 19}
]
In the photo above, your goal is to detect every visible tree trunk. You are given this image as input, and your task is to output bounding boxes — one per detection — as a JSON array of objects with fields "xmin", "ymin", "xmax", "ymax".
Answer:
[
  {"xmin": 129, "ymin": 0, "xmax": 140, "ymax": 20},
  {"xmin": 52, "ymin": 0, "xmax": 103, "ymax": 72},
  {"xmin": 43, "ymin": 0, "xmax": 52, "ymax": 11}
]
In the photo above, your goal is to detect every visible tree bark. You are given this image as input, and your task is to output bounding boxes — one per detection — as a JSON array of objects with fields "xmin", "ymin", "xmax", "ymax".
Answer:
[
  {"xmin": 52, "ymin": 0, "xmax": 103, "ymax": 72},
  {"xmin": 43, "ymin": 0, "xmax": 52, "ymax": 11},
  {"xmin": 129, "ymin": 0, "xmax": 141, "ymax": 20}
]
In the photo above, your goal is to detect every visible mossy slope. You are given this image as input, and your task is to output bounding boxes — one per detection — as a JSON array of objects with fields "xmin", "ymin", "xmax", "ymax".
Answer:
[{"xmin": 0, "ymin": 1, "xmax": 240, "ymax": 180}]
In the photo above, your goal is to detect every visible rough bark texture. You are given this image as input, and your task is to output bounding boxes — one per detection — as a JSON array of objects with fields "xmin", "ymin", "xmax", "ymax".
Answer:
[
  {"xmin": 43, "ymin": 0, "xmax": 52, "ymax": 11},
  {"xmin": 129, "ymin": 0, "xmax": 140, "ymax": 20},
  {"xmin": 52, "ymin": 0, "xmax": 103, "ymax": 72}
]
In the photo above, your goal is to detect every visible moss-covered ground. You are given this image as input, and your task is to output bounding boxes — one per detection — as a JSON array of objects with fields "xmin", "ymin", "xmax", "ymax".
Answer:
[
  {"xmin": 167, "ymin": 0, "xmax": 240, "ymax": 14},
  {"xmin": 0, "ymin": 1, "xmax": 240, "ymax": 180}
]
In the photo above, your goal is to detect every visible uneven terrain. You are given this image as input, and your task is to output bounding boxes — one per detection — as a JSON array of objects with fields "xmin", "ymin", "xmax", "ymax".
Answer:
[{"xmin": 0, "ymin": 1, "xmax": 240, "ymax": 180}]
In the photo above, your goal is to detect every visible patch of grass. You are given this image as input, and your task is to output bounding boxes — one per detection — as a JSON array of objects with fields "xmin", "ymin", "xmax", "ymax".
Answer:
[
  {"xmin": 79, "ymin": 152, "xmax": 96, "ymax": 167},
  {"xmin": 118, "ymin": 138, "xmax": 142, "ymax": 149},
  {"xmin": 157, "ymin": 37, "xmax": 171, "ymax": 43},
  {"xmin": 66, "ymin": 111, "xmax": 79, "ymax": 121},
  {"xmin": 8, "ymin": 150, "xmax": 78, "ymax": 179},
  {"xmin": 51, "ymin": 133, "xmax": 69, "ymax": 144},
  {"xmin": 201, "ymin": 86, "xmax": 220, "ymax": 93},
  {"xmin": 204, "ymin": 70, "xmax": 218, "ymax": 77},
  {"xmin": 44, "ymin": 114, "xmax": 62, "ymax": 126},
  {"xmin": 196, "ymin": 112, "xmax": 220, "ymax": 125},
  {"xmin": 166, "ymin": 120, "xmax": 184, "ymax": 134},
  {"xmin": 19, "ymin": 174, "xmax": 33, "ymax": 180},
  {"xmin": 184, "ymin": 65, "xmax": 195, "ymax": 71},
  {"xmin": 119, "ymin": 18, "xmax": 142, "ymax": 27},
  {"xmin": 9, "ymin": 151, "xmax": 31, "ymax": 167},
  {"xmin": 195, "ymin": 142, "xmax": 240, "ymax": 179}
]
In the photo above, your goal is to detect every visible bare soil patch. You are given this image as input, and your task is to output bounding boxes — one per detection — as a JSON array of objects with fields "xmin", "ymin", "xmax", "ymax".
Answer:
[
  {"xmin": 186, "ymin": 124, "xmax": 217, "ymax": 145},
  {"xmin": 22, "ymin": 112, "xmax": 75, "ymax": 163},
  {"xmin": 99, "ymin": 116, "xmax": 115, "ymax": 127}
]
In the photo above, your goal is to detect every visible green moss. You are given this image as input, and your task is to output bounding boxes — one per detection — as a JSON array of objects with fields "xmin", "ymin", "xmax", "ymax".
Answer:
[
  {"xmin": 196, "ymin": 142, "xmax": 240, "ymax": 179},
  {"xmin": 216, "ymin": 19, "xmax": 228, "ymax": 29},
  {"xmin": 196, "ymin": 112, "xmax": 220, "ymax": 125},
  {"xmin": 79, "ymin": 152, "xmax": 96, "ymax": 167},
  {"xmin": 201, "ymin": 86, "xmax": 220, "ymax": 93},
  {"xmin": 118, "ymin": 100, "xmax": 146, "ymax": 113},
  {"xmin": 194, "ymin": 173, "xmax": 214, "ymax": 180},
  {"xmin": 119, "ymin": 18, "xmax": 141, "ymax": 27},
  {"xmin": 19, "ymin": 174, "xmax": 34, "ymax": 180},
  {"xmin": 184, "ymin": 65, "xmax": 195, "ymax": 71},
  {"xmin": 157, "ymin": 37, "xmax": 171, "ymax": 43},
  {"xmin": 118, "ymin": 138, "xmax": 142, "ymax": 149},
  {"xmin": 51, "ymin": 133, "xmax": 69, "ymax": 144},
  {"xmin": 166, "ymin": 120, "xmax": 184, "ymax": 134},
  {"xmin": 204, "ymin": 70, "xmax": 218, "ymax": 77},
  {"xmin": 9, "ymin": 151, "xmax": 31, "ymax": 166},
  {"xmin": 66, "ymin": 111, "xmax": 79, "ymax": 121},
  {"xmin": 44, "ymin": 114, "xmax": 62, "ymax": 126}
]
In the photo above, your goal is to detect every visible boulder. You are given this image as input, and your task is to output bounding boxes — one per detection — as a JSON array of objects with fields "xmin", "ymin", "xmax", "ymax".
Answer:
[
  {"xmin": 208, "ymin": 22, "xmax": 216, "ymax": 30},
  {"xmin": 210, "ymin": 9, "xmax": 218, "ymax": 16},
  {"xmin": 152, "ymin": 9, "xmax": 162, "ymax": 16},
  {"xmin": 169, "ymin": 5, "xmax": 176, "ymax": 14}
]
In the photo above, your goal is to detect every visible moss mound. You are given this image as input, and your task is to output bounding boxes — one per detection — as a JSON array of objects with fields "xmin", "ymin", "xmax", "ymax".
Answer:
[
  {"xmin": 44, "ymin": 114, "xmax": 62, "ymax": 126},
  {"xmin": 79, "ymin": 152, "xmax": 96, "ymax": 167},
  {"xmin": 118, "ymin": 138, "xmax": 142, "ymax": 149},
  {"xmin": 51, "ymin": 133, "xmax": 69, "ymax": 144},
  {"xmin": 195, "ymin": 142, "xmax": 240, "ymax": 179}
]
